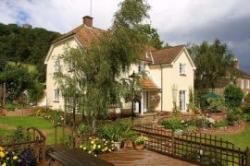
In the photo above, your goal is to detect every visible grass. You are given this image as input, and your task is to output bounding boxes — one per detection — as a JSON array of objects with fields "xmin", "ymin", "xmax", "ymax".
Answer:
[
  {"xmin": 0, "ymin": 116, "xmax": 52, "ymax": 129},
  {"xmin": 0, "ymin": 116, "xmax": 69, "ymax": 144},
  {"xmin": 218, "ymin": 126, "xmax": 250, "ymax": 149}
]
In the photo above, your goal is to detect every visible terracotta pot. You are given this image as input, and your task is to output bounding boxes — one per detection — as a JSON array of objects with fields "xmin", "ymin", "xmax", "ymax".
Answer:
[
  {"xmin": 135, "ymin": 144, "xmax": 144, "ymax": 150},
  {"xmin": 123, "ymin": 139, "xmax": 133, "ymax": 149}
]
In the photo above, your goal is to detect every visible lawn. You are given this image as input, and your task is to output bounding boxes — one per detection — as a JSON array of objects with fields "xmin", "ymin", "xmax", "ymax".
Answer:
[
  {"xmin": 217, "ymin": 126, "xmax": 250, "ymax": 149},
  {"xmin": 0, "ymin": 116, "xmax": 69, "ymax": 144}
]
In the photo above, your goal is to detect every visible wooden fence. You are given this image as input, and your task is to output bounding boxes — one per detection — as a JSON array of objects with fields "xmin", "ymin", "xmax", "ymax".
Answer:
[{"xmin": 132, "ymin": 124, "xmax": 250, "ymax": 166}]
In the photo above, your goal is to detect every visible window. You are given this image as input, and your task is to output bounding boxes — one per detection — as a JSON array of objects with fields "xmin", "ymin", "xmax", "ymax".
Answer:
[
  {"xmin": 248, "ymin": 80, "xmax": 250, "ymax": 89},
  {"xmin": 179, "ymin": 90, "xmax": 186, "ymax": 111},
  {"xmin": 138, "ymin": 62, "xmax": 145, "ymax": 72},
  {"xmin": 54, "ymin": 59, "xmax": 60, "ymax": 73},
  {"xmin": 68, "ymin": 61, "xmax": 75, "ymax": 72},
  {"xmin": 179, "ymin": 63, "xmax": 186, "ymax": 75},
  {"xmin": 54, "ymin": 89, "xmax": 60, "ymax": 102}
]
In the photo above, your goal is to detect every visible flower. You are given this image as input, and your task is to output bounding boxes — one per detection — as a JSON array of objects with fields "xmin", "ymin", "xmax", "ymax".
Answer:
[
  {"xmin": 1, "ymin": 163, "xmax": 6, "ymax": 166},
  {"xmin": 13, "ymin": 156, "xmax": 18, "ymax": 160},
  {"xmin": 80, "ymin": 145, "xmax": 83, "ymax": 149},
  {"xmin": 0, "ymin": 151, "xmax": 5, "ymax": 158}
]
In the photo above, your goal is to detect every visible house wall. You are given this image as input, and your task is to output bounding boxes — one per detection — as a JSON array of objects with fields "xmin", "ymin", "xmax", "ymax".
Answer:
[
  {"xmin": 46, "ymin": 38, "xmax": 79, "ymax": 110},
  {"xmin": 236, "ymin": 78, "xmax": 250, "ymax": 94},
  {"xmin": 150, "ymin": 50, "xmax": 195, "ymax": 112}
]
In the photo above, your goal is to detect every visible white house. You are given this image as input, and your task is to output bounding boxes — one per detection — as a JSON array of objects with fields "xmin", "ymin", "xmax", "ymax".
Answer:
[{"xmin": 44, "ymin": 16, "xmax": 196, "ymax": 114}]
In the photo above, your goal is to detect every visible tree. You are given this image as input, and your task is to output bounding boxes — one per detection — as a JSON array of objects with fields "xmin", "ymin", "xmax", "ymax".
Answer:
[
  {"xmin": 189, "ymin": 39, "xmax": 234, "ymax": 91},
  {"xmin": 224, "ymin": 84, "xmax": 244, "ymax": 108},
  {"xmin": 0, "ymin": 23, "xmax": 60, "ymax": 81},
  {"xmin": 55, "ymin": 0, "xmax": 151, "ymax": 132}
]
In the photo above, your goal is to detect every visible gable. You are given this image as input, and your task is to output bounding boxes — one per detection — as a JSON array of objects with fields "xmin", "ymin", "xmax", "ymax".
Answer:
[
  {"xmin": 44, "ymin": 36, "xmax": 82, "ymax": 64},
  {"xmin": 172, "ymin": 47, "xmax": 196, "ymax": 70}
]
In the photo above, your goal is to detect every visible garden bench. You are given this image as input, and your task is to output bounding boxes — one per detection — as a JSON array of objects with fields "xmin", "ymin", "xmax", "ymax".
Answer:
[{"xmin": 48, "ymin": 147, "xmax": 113, "ymax": 166}]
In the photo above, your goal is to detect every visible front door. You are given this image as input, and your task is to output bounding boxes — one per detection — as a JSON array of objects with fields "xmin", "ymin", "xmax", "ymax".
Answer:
[{"xmin": 179, "ymin": 90, "xmax": 186, "ymax": 111}]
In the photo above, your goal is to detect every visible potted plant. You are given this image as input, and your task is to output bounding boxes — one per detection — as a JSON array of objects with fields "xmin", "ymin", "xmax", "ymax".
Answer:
[
  {"xmin": 122, "ymin": 130, "xmax": 137, "ymax": 149},
  {"xmin": 134, "ymin": 135, "xmax": 148, "ymax": 150}
]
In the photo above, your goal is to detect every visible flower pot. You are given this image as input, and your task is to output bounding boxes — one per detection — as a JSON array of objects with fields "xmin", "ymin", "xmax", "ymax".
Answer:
[
  {"xmin": 114, "ymin": 141, "xmax": 122, "ymax": 151},
  {"xmin": 123, "ymin": 139, "xmax": 133, "ymax": 149},
  {"xmin": 135, "ymin": 144, "xmax": 144, "ymax": 150}
]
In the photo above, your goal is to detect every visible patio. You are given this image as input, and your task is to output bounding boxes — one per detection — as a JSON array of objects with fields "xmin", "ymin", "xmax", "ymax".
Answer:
[{"xmin": 100, "ymin": 149, "xmax": 196, "ymax": 166}]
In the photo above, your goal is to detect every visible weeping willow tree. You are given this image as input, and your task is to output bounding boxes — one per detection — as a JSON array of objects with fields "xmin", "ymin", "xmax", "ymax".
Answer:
[{"xmin": 55, "ymin": 0, "xmax": 152, "ymax": 132}]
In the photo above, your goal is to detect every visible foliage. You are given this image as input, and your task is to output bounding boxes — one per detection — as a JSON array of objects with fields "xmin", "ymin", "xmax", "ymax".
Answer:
[
  {"xmin": 4, "ymin": 102, "xmax": 24, "ymax": 111},
  {"xmin": 99, "ymin": 120, "xmax": 132, "ymax": 142},
  {"xmin": 12, "ymin": 126, "xmax": 30, "ymax": 143},
  {"xmin": 224, "ymin": 84, "xmax": 244, "ymax": 108},
  {"xmin": 227, "ymin": 108, "xmax": 242, "ymax": 126},
  {"xmin": 0, "ymin": 146, "xmax": 36, "ymax": 166},
  {"xmin": 195, "ymin": 116, "xmax": 215, "ymax": 128},
  {"xmin": 77, "ymin": 123, "xmax": 91, "ymax": 135},
  {"xmin": 184, "ymin": 125, "xmax": 198, "ymax": 133},
  {"xmin": 55, "ymin": 0, "xmax": 151, "ymax": 130},
  {"xmin": 214, "ymin": 120, "xmax": 228, "ymax": 128},
  {"xmin": 206, "ymin": 97, "xmax": 225, "ymax": 112},
  {"xmin": 0, "ymin": 23, "xmax": 60, "ymax": 81},
  {"xmin": 0, "ymin": 64, "xmax": 44, "ymax": 104},
  {"xmin": 188, "ymin": 40, "xmax": 234, "ymax": 91},
  {"xmin": 79, "ymin": 137, "xmax": 115, "ymax": 156},
  {"xmin": 134, "ymin": 135, "xmax": 148, "ymax": 145},
  {"xmin": 161, "ymin": 117, "xmax": 183, "ymax": 131}
]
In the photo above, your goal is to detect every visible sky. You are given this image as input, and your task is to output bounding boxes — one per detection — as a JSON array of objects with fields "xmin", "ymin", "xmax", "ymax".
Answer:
[{"xmin": 1, "ymin": 0, "xmax": 250, "ymax": 73}]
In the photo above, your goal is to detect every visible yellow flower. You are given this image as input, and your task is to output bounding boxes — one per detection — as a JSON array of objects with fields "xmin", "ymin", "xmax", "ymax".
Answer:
[
  {"xmin": 97, "ymin": 145, "xmax": 101, "ymax": 149},
  {"xmin": 0, "ymin": 146, "xmax": 4, "ymax": 151},
  {"xmin": 0, "ymin": 151, "xmax": 5, "ymax": 158},
  {"xmin": 1, "ymin": 163, "xmax": 6, "ymax": 166},
  {"xmin": 88, "ymin": 151, "xmax": 91, "ymax": 154},
  {"xmin": 79, "ymin": 145, "xmax": 83, "ymax": 149},
  {"xmin": 91, "ymin": 141, "xmax": 94, "ymax": 144},
  {"xmin": 83, "ymin": 147, "xmax": 86, "ymax": 150},
  {"xmin": 13, "ymin": 156, "xmax": 18, "ymax": 160}
]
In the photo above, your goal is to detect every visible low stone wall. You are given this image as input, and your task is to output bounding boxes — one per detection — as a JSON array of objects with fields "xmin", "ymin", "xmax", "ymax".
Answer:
[{"xmin": 0, "ymin": 108, "xmax": 35, "ymax": 116}]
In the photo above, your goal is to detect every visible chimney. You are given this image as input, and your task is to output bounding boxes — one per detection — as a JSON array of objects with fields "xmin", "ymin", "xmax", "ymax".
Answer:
[
  {"xmin": 233, "ymin": 58, "xmax": 240, "ymax": 69},
  {"xmin": 83, "ymin": 16, "xmax": 93, "ymax": 27}
]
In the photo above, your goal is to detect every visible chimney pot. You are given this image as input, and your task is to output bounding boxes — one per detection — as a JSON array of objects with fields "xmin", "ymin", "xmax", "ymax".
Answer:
[{"xmin": 83, "ymin": 16, "xmax": 93, "ymax": 27}]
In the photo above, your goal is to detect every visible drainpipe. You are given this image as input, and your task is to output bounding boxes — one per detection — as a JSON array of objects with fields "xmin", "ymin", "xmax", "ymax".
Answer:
[{"xmin": 160, "ymin": 64, "xmax": 163, "ymax": 112}]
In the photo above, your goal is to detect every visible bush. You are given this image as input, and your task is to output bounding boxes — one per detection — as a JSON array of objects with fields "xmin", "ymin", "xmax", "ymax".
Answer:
[
  {"xmin": 99, "ymin": 120, "xmax": 132, "ymax": 142},
  {"xmin": 214, "ymin": 120, "xmax": 228, "ymax": 128},
  {"xmin": 185, "ymin": 125, "xmax": 197, "ymax": 133},
  {"xmin": 227, "ymin": 108, "xmax": 241, "ymax": 126},
  {"xmin": 224, "ymin": 84, "xmax": 244, "ymax": 108},
  {"xmin": 161, "ymin": 117, "xmax": 183, "ymax": 131},
  {"xmin": 79, "ymin": 137, "xmax": 115, "ymax": 156},
  {"xmin": 77, "ymin": 123, "xmax": 91, "ymax": 135}
]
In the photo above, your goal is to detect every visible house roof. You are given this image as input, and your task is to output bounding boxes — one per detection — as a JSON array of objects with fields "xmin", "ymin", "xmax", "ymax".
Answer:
[
  {"xmin": 139, "ymin": 77, "xmax": 160, "ymax": 91},
  {"xmin": 236, "ymin": 69, "xmax": 250, "ymax": 79},
  {"xmin": 52, "ymin": 24, "xmax": 105, "ymax": 47},
  {"xmin": 151, "ymin": 45, "xmax": 185, "ymax": 65}
]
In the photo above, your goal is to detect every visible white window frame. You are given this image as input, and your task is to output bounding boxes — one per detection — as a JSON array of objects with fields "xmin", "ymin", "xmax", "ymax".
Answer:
[
  {"xmin": 54, "ymin": 89, "xmax": 60, "ymax": 102},
  {"xmin": 179, "ymin": 63, "xmax": 186, "ymax": 75}
]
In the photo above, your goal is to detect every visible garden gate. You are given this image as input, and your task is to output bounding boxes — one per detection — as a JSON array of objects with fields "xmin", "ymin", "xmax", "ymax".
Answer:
[{"xmin": 132, "ymin": 124, "xmax": 250, "ymax": 166}]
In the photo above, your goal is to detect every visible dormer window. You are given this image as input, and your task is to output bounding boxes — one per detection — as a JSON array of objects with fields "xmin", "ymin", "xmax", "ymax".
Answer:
[
  {"xmin": 179, "ymin": 63, "xmax": 186, "ymax": 76},
  {"xmin": 54, "ymin": 58, "xmax": 60, "ymax": 73}
]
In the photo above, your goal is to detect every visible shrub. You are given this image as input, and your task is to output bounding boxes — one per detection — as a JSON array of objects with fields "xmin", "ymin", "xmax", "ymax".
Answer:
[
  {"xmin": 214, "ymin": 120, "xmax": 228, "ymax": 128},
  {"xmin": 185, "ymin": 125, "xmax": 197, "ymax": 133},
  {"xmin": 77, "ymin": 123, "xmax": 90, "ymax": 135},
  {"xmin": 227, "ymin": 108, "xmax": 241, "ymax": 126},
  {"xmin": 99, "ymin": 120, "xmax": 132, "ymax": 142},
  {"xmin": 134, "ymin": 136, "xmax": 148, "ymax": 145},
  {"xmin": 161, "ymin": 117, "xmax": 183, "ymax": 131},
  {"xmin": 224, "ymin": 84, "xmax": 244, "ymax": 108},
  {"xmin": 207, "ymin": 98, "xmax": 225, "ymax": 112},
  {"xmin": 79, "ymin": 137, "xmax": 114, "ymax": 156},
  {"xmin": 195, "ymin": 116, "xmax": 215, "ymax": 128}
]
